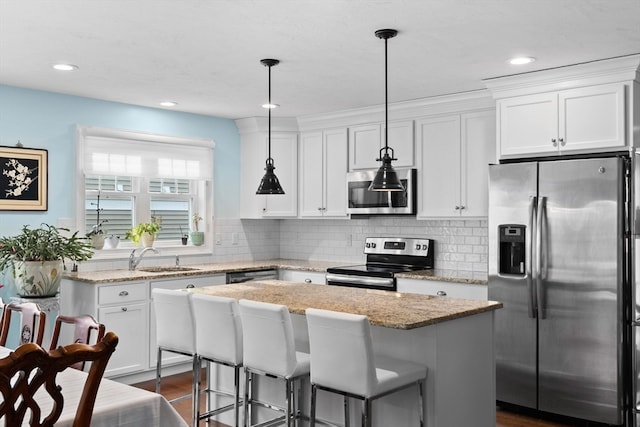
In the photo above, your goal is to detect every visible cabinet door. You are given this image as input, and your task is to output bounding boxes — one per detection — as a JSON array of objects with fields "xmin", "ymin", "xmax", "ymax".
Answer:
[
  {"xmin": 299, "ymin": 131, "xmax": 324, "ymax": 217},
  {"xmin": 559, "ymin": 83, "xmax": 626, "ymax": 152},
  {"xmin": 99, "ymin": 302, "xmax": 148, "ymax": 377},
  {"xmin": 397, "ymin": 278, "xmax": 488, "ymax": 300},
  {"xmin": 417, "ymin": 115, "xmax": 461, "ymax": 218},
  {"xmin": 279, "ymin": 270, "xmax": 326, "ymax": 284},
  {"xmin": 461, "ymin": 110, "xmax": 496, "ymax": 217},
  {"xmin": 383, "ymin": 120, "xmax": 415, "ymax": 167},
  {"xmin": 263, "ymin": 133, "xmax": 298, "ymax": 217},
  {"xmin": 498, "ymin": 93, "xmax": 558, "ymax": 156},
  {"xmin": 348, "ymin": 124, "xmax": 381, "ymax": 170},
  {"xmin": 323, "ymin": 128, "xmax": 349, "ymax": 217}
]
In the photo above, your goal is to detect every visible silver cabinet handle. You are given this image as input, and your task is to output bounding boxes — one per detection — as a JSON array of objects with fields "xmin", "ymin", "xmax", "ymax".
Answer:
[
  {"xmin": 304, "ymin": 279, "xmax": 312, "ymax": 284},
  {"xmin": 436, "ymin": 291, "xmax": 447, "ymax": 296},
  {"xmin": 551, "ymin": 138, "xmax": 558, "ymax": 147},
  {"xmin": 459, "ymin": 206, "xmax": 465, "ymax": 210},
  {"xmin": 318, "ymin": 207, "xmax": 322, "ymax": 211},
  {"xmin": 559, "ymin": 137, "xmax": 565, "ymax": 146},
  {"xmin": 119, "ymin": 290, "xmax": 129, "ymax": 297},
  {"xmin": 455, "ymin": 206, "xmax": 460, "ymax": 210},
  {"xmin": 121, "ymin": 307, "xmax": 128, "ymax": 312},
  {"xmin": 186, "ymin": 284, "xmax": 195, "ymax": 289}
]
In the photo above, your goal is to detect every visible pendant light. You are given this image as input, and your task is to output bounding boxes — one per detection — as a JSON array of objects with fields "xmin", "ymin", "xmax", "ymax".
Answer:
[
  {"xmin": 369, "ymin": 28, "xmax": 404, "ymax": 192},
  {"xmin": 256, "ymin": 58, "xmax": 285, "ymax": 195}
]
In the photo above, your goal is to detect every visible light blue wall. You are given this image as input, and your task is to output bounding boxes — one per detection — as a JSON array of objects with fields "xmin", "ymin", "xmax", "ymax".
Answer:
[
  {"xmin": 0, "ymin": 84, "xmax": 241, "ymax": 302},
  {"xmin": 0, "ymin": 84, "xmax": 241, "ymax": 233}
]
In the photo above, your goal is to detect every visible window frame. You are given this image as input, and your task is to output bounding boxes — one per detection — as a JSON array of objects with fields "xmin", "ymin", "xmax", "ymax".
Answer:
[{"xmin": 76, "ymin": 125, "xmax": 214, "ymax": 259}]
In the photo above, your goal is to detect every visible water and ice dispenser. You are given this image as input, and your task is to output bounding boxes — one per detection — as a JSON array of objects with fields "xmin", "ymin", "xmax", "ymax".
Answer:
[{"xmin": 498, "ymin": 225, "xmax": 526, "ymax": 276}]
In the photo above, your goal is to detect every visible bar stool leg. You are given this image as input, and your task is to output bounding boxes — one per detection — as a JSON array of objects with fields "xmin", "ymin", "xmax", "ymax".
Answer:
[
  {"xmin": 285, "ymin": 378, "xmax": 292, "ymax": 427},
  {"xmin": 155, "ymin": 347, "xmax": 163, "ymax": 394},
  {"xmin": 418, "ymin": 379, "xmax": 425, "ymax": 427},
  {"xmin": 344, "ymin": 395, "xmax": 350, "ymax": 427},
  {"xmin": 243, "ymin": 369, "xmax": 251, "ymax": 427},
  {"xmin": 363, "ymin": 398, "xmax": 372, "ymax": 427},
  {"xmin": 234, "ymin": 365, "xmax": 241, "ymax": 427},
  {"xmin": 310, "ymin": 384, "xmax": 317, "ymax": 427},
  {"xmin": 192, "ymin": 355, "xmax": 200, "ymax": 427}
]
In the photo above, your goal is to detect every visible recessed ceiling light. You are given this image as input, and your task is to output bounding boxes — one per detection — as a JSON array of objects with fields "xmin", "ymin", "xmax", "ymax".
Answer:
[
  {"xmin": 159, "ymin": 101, "xmax": 178, "ymax": 107},
  {"xmin": 52, "ymin": 63, "xmax": 79, "ymax": 71},
  {"xmin": 262, "ymin": 103, "xmax": 279, "ymax": 109},
  {"xmin": 508, "ymin": 56, "xmax": 536, "ymax": 65}
]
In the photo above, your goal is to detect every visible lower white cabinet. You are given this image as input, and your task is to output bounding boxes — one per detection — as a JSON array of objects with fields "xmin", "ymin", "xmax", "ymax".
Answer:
[
  {"xmin": 397, "ymin": 278, "xmax": 487, "ymax": 300},
  {"xmin": 60, "ymin": 273, "xmax": 225, "ymax": 379},
  {"xmin": 278, "ymin": 270, "xmax": 326, "ymax": 284}
]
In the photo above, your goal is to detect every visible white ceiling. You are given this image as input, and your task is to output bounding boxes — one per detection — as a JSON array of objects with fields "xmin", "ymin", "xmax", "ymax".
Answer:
[{"xmin": 1, "ymin": 0, "xmax": 639, "ymax": 120}]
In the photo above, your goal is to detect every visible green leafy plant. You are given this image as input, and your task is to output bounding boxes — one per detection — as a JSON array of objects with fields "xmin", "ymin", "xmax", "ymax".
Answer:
[
  {"xmin": 0, "ymin": 223, "xmax": 94, "ymax": 272},
  {"xmin": 125, "ymin": 216, "xmax": 162, "ymax": 245}
]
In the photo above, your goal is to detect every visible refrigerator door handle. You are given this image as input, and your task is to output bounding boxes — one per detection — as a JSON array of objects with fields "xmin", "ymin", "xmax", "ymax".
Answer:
[
  {"xmin": 527, "ymin": 195, "xmax": 537, "ymax": 318},
  {"xmin": 536, "ymin": 196, "xmax": 547, "ymax": 319}
]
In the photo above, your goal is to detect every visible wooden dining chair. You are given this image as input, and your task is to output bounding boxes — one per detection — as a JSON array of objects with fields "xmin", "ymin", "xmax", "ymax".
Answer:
[
  {"xmin": 0, "ymin": 331, "xmax": 119, "ymax": 427},
  {"xmin": 0, "ymin": 301, "xmax": 47, "ymax": 347},
  {"xmin": 49, "ymin": 314, "xmax": 106, "ymax": 370}
]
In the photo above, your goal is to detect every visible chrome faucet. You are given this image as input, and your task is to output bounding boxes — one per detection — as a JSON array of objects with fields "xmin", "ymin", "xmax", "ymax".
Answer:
[{"xmin": 129, "ymin": 247, "xmax": 159, "ymax": 271}]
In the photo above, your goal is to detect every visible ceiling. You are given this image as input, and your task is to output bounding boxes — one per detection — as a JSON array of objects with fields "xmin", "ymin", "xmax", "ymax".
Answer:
[{"xmin": 1, "ymin": 0, "xmax": 639, "ymax": 120}]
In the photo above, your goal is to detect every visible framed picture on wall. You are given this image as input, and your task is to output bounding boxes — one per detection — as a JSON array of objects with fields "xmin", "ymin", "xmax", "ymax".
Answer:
[{"xmin": 0, "ymin": 146, "xmax": 48, "ymax": 211}]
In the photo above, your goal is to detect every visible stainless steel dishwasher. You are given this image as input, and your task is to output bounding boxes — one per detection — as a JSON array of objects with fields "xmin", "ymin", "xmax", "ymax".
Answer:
[{"xmin": 225, "ymin": 269, "xmax": 278, "ymax": 284}]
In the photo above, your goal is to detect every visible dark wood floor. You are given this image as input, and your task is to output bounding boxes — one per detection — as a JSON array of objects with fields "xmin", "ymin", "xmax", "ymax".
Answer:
[{"xmin": 133, "ymin": 371, "xmax": 573, "ymax": 427}]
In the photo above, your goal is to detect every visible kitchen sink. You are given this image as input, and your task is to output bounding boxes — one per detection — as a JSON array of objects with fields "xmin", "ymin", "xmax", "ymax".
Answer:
[{"xmin": 137, "ymin": 266, "xmax": 200, "ymax": 273}]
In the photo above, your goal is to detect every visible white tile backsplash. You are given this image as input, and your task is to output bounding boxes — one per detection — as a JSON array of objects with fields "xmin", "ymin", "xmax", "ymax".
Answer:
[{"xmin": 213, "ymin": 217, "xmax": 488, "ymax": 280}]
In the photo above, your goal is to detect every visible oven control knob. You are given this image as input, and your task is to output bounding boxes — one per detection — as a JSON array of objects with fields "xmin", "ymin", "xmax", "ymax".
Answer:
[
  {"xmin": 415, "ymin": 244, "xmax": 421, "ymax": 250},
  {"xmin": 422, "ymin": 244, "xmax": 428, "ymax": 250},
  {"xmin": 366, "ymin": 243, "xmax": 371, "ymax": 248},
  {"xmin": 371, "ymin": 243, "xmax": 376, "ymax": 248}
]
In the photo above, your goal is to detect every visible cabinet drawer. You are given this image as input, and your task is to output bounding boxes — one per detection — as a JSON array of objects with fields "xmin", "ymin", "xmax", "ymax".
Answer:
[{"xmin": 98, "ymin": 282, "xmax": 147, "ymax": 305}]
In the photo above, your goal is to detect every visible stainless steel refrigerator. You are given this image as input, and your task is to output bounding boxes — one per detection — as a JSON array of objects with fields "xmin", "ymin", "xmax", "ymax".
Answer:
[{"xmin": 488, "ymin": 156, "xmax": 629, "ymax": 425}]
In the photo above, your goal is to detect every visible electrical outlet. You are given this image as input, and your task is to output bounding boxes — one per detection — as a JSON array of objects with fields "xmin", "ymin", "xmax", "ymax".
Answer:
[{"xmin": 215, "ymin": 233, "xmax": 222, "ymax": 245}]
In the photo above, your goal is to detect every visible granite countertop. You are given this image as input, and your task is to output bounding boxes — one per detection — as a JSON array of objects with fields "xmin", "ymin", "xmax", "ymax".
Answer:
[
  {"xmin": 189, "ymin": 280, "xmax": 501, "ymax": 330},
  {"xmin": 63, "ymin": 258, "xmax": 486, "ymax": 285}
]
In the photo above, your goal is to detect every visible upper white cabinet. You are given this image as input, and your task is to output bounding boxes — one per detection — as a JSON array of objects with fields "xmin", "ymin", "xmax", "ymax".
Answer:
[
  {"xmin": 498, "ymin": 83, "xmax": 625, "ymax": 157},
  {"xmin": 348, "ymin": 120, "xmax": 414, "ymax": 170},
  {"xmin": 417, "ymin": 110, "xmax": 496, "ymax": 218},
  {"xmin": 299, "ymin": 128, "xmax": 348, "ymax": 218},
  {"xmin": 238, "ymin": 117, "xmax": 299, "ymax": 218},
  {"xmin": 484, "ymin": 55, "xmax": 640, "ymax": 159}
]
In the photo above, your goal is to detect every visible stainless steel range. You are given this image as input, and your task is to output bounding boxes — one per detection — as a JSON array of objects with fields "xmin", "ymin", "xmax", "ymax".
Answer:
[{"xmin": 326, "ymin": 237, "xmax": 434, "ymax": 291}]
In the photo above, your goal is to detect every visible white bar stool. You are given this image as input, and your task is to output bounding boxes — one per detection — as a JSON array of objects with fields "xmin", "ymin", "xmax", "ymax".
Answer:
[
  {"xmin": 305, "ymin": 308, "xmax": 427, "ymax": 427},
  {"xmin": 191, "ymin": 293, "xmax": 244, "ymax": 426},
  {"xmin": 152, "ymin": 288, "xmax": 198, "ymax": 427},
  {"xmin": 239, "ymin": 299, "xmax": 310, "ymax": 427}
]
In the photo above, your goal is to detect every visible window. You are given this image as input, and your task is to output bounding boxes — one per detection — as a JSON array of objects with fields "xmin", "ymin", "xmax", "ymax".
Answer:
[{"xmin": 77, "ymin": 126, "xmax": 214, "ymax": 250}]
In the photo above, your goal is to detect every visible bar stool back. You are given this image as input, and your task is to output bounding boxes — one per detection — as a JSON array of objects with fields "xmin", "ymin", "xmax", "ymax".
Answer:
[
  {"xmin": 306, "ymin": 307, "xmax": 427, "ymax": 427},
  {"xmin": 239, "ymin": 299, "xmax": 310, "ymax": 427},
  {"xmin": 191, "ymin": 293, "xmax": 243, "ymax": 426},
  {"xmin": 152, "ymin": 288, "xmax": 198, "ymax": 427}
]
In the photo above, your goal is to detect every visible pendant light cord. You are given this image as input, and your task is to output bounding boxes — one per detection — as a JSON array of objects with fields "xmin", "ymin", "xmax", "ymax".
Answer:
[
  {"xmin": 383, "ymin": 35, "xmax": 389, "ymax": 154},
  {"xmin": 267, "ymin": 63, "xmax": 272, "ymax": 163}
]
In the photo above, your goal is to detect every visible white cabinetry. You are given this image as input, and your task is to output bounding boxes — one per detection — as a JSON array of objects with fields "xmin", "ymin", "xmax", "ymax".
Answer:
[
  {"xmin": 348, "ymin": 120, "xmax": 414, "ymax": 170},
  {"xmin": 61, "ymin": 272, "xmax": 225, "ymax": 380},
  {"xmin": 278, "ymin": 270, "xmax": 326, "ymax": 284},
  {"xmin": 299, "ymin": 128, "xmax": 348, "ymax": 217},
  {"xmin": 238, "ymin": 117, "xmax": 299, "ymax": 218},
  {"xmin": 397, "ymin": 278, "xmax": 487, "ymax": 300},
  {"xmin": 60, "ymin": 280, "xmax": 149, "ymax": 378},
  {"xmin": 417, "ymin": 110, "xmax": 495, "ymax": 218},
  {"xmin": 498, "ymin": 83, "xmax": 625, "ymax": 157}
]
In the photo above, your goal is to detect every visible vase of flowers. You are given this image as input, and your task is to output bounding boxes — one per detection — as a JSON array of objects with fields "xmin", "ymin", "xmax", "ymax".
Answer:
[
  {"xmin": 0, "ymin": 224, "xmax": 94, "ymax": 297},
  {"xmin": 86, "ymin": 192, "xmax": 107, "ymax": 249},
  {"xmin": 189, "ymin": 213, "xmax": 204, "ymax": 246},
  {"xmin": 125, "ymin": 216, "xmax": 162, "ymax": 247}
]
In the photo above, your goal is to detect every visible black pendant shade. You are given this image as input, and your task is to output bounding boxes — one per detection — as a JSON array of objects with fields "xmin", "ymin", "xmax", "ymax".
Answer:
[
  {"xmin": 256, "ymin": 58, "xmax": 285, "ymax": 195},
  {"xmin": 369, "ymin": 28, "xmax": 404, "ymax": 192}
]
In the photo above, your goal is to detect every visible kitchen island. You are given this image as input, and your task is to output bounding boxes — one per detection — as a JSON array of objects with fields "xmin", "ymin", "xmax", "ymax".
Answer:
[{"xmin": 191, "ymin": 280, "xmax": 502, "ymax": 427}]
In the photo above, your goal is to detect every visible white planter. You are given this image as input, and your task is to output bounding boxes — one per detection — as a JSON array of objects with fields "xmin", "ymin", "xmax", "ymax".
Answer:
[
  {"xmin": 140, "ymin": 232, "xmax": 155, "ymax": 248},
  {"xmin": 104, "ymin": 235, "xmax": 120, "ymax": 249},
  {"xmin": 13, "ymin": 260, "xmax": 64, "ymax": 297},
  {"xmin": 91, "ymin": 234, "xmax": 105, "ymax": 249}
]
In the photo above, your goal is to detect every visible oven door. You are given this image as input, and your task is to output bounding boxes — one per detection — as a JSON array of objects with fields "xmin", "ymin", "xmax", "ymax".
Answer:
[{"xmin": 325, "ymin": 273, "xmax": 396, "ymax": 291}]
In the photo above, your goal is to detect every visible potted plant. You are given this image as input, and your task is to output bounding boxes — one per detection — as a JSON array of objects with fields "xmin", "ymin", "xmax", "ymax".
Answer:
[
  {"xmin": 0, "ymin": 224, "xmax": 94, "ymax": 297},
  {"xmin": 125, "ymin": 216, "xmax": 162, "ymax": 247},
  {"xmin": 86, "ymin": 192, "xmax": 107, "ymax": 249},
  {"xmin": 189, "ymin": 213, "xmax": 204, "ymax": 246}
]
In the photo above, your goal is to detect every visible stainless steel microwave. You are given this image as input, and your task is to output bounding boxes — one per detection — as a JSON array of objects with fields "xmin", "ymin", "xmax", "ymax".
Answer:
[{"xmin": 346, "ymin": 168, "xmax": 417, "ymax": 215}]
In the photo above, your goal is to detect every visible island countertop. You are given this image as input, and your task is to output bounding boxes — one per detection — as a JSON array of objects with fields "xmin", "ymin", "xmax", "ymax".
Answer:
[{"xmin": 189, "ymin": 279, "xmax": 501, "ymax": 330}]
